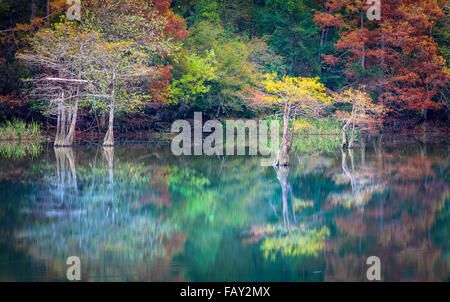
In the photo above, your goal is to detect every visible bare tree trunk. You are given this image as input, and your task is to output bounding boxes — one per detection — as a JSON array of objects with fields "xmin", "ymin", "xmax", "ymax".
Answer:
[
  {"xmin": 31, "ymin": 0, "xmax": 37, "ymax": 20},
  {"xmin": 55, "ymin": 89, "xmax": 79, "ymax": 147},
  {"xmin": 348, "ymin": 118, "xmax": 356, "ymax": 149},
  {"xmin": 341, "ymin": 117, "xmax": 352, "ymax": 149},
  {"xmin": 103, "ymin": 104, "xmax": 115, "ymax": 146},
  {"xmin": 55, "ymin": 91, "xmax": 66, "ymax": 147},
  {"xmin": 66, "ymin": 81, "xmax": 81, "ymax": 145},
  {"xmin": 103, "ymin": 72, "xmax": 116, "ymax": 147},
  {"xmin": 65, "ymin": 97, "xmax": 78, "ymax": 146},
  {"xmin": 274, "ymin": 115, "xmax": 293, "ymax": 166},
  {"xmin": 55, "ymin": 92, "xmax": 63, "ymax": 145},
  {"xmin": 100, "ymin": 111, "xmax": 106, "ymax": 128},
  {"xmin": 46, "ymin": 0, "xmax": 50, "ymax": 21},
  {"xmin": 61, "ymin": 98, "xmax": 66, "ymax": 138}
]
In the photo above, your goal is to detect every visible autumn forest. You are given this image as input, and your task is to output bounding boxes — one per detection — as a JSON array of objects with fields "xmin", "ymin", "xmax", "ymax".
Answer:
[
  {"xmin": 0, "ymin": 0, "xmax": 448, "ymax": 143},
  {"xmin": 0, "ymin": 0, "xmax": 449, "ymax": 284}
]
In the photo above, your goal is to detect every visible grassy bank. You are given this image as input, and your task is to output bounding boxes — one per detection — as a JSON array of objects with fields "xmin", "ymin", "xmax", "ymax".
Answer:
[
  {"xmin": 294, "ymin": 118, "xmax": 342, "ymax": 136},
  {"xmin": 292, "ymin": 135, "xmax": 342, "ymax": 154},
  {"xmin": 292, "ymin": 118, "xmax": 343, "ymax": 153},
  {"xmin": 0, "ymin": 120, "xmax": 42, "ymax": 141}
]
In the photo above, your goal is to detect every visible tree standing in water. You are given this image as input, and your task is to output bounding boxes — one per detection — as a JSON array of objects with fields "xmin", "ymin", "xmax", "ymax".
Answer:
[
  {"xmin": 335, "ymin": 88, "xmax": 387, "ymax": 150},
  {"xmin": 81, "ymin": 0, "xmax": 177, "ymax": 146},
  {"xmin": 86, "ymin": 41, "xmax": 154, "ymax": 146},
  {"xmin": 250, "ymin": 73, "xmax": 330, "ymax": 166},
  {"xmin": 17, "ymin": 22, "xmax": 100, "ymax": 147}
]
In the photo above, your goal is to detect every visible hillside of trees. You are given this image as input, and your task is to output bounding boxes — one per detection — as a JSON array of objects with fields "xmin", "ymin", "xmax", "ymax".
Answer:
[{"xmin": 0, "ymin": 0, "xmax": 448, "ymax": 140}]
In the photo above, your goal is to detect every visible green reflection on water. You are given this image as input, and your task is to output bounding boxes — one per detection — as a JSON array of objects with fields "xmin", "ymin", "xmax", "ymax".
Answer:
[{"xmin": 0, "ymin": 136, "xmax": 449, "ymax": 281}]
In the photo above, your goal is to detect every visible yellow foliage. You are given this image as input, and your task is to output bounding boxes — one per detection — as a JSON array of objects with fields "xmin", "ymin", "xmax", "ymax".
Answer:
[
  {"xmin": 261, "ymin": 73, "xmax": 331, "ymax": 107},
  {"xmin": 334, "ymin": 87, "xmax": 387, "ymax": 129}
]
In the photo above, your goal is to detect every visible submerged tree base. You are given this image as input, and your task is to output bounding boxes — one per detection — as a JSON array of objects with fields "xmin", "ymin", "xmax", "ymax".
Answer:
[
  {"xmin": 273, "ymin": 162, "xmax": 290, "ymax": 167},
  {"xmin": 273, "ymin": 153, "xmax": 290, "ymax": 167}
]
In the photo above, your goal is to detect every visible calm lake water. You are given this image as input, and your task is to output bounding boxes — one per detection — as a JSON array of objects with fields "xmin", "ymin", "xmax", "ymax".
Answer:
[{"xmin": 0, "ymin": 135, "xmax": 449, "ymax": 281}]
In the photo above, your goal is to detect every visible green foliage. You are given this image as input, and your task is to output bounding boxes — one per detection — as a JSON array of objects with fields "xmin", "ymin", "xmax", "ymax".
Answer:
[
  {"xmin": 169, "ymin": 51, "xmax": 218, "ymax": 105},
  {"xmin": 292, "ymin": 135, "xmax": 341, "ymax": 154},
  {"xmin": 295, "ymin": 118, "xmax": 342, "ymax": 136},
  {"xmin": 253, "ymin": 0, "xmax": 322, "ymax": 75},
  {"xmin": 79, "ymin": 1, "xmax": 174, "ymax": 117},
  {"xmin": 170, "ymin": 16, "xmax": 284, "ymax": 115}
]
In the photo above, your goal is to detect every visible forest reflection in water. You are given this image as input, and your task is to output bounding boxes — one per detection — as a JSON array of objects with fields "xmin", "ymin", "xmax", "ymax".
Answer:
[{"xmin": 0, "ymin": 136, "xmax": 448, "ymax": 281}]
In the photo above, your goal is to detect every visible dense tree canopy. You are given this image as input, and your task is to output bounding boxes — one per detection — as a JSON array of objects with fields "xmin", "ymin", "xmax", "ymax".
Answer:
[
  {"xmin": 0, "ymin": 0, "xmax": 448, "ymax": 137},
  {"xmin": 315, "ymin": 0, "xmax": 449, "ymax": 116}
]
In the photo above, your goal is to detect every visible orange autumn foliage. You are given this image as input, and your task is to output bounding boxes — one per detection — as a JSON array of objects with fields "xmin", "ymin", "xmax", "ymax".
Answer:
[{"xmin": 314, "ymin": 0, "xmax": 450, "ymax": 113}]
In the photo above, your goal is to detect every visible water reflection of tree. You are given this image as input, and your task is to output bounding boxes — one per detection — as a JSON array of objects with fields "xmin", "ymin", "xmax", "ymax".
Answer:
[
  {"xmin": 324, "ymin": 137, "xmax": 449, "ymax": 281},
  {"xmin": 14, "ymin": 146, "xmax": 185, "ymax": 281},
  {"xmin": 328, "ymin": 147, "xmax": 385, "ymax": 210},
  {"xmin": 245, "ymin": 165, "xmax": 329, "ymax": 261},
  {"xmin": 54, "ymin": 148, "xmax": 78, "ymax": 207},
  {"xmin": 23, "ymin": 148, "xmax": 81, "ymax": 215},
  {"xmin": 165, "ymin": 156, "xmax": 279, "ymax": 271},
  {"xmin": 102, "ymin": 147, "xmax": 114, "ymax": 220},
  {"xmin": 4, "ymin": 138, "xmax": 449, "ymax": 281}
]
